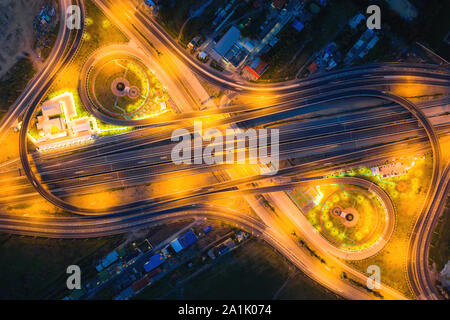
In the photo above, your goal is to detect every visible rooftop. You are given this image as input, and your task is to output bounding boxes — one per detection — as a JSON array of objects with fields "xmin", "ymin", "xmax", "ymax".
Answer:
[
  {"xmin": 34, "ymin": 92, "xmax": 99, "ymax": 151},
  {"xmin": 214, "ymin": 26, "xmax": 241, "ymax": 57}
]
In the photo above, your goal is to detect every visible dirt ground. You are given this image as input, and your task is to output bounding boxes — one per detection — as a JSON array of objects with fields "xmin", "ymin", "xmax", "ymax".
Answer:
[{"xmin": 0, "ymin": 0, "xmax": 51, "ymax": 78}]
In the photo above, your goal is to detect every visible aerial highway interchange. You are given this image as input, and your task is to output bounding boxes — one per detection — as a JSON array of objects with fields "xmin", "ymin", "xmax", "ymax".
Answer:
[{"xmin": 0, "ymin": 0, "xmax": 449, "ymax": 302}]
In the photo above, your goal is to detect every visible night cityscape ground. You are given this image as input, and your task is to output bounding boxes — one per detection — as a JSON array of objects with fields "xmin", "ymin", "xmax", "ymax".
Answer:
[{"xmin": 0, "ymin": 0, "xmax": 449, "ymax": 311}]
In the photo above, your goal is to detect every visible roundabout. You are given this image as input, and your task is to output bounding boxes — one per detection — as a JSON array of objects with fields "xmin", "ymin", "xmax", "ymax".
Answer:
[
  {"xmin": 289, "ymin": 177, "xmax": 397, "ymax": 259},
  {"xmin": 82, "ymin": 46, "xmax": 170, "ymax": 121},
  {"xmin": 312, "ymin": 184, "xmax": 388, "ymax": 252}
]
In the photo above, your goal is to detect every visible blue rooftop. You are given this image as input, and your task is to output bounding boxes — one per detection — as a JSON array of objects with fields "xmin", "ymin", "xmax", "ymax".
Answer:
[
  {"xmin": 170, "ymin": 229, "xmax": 198, "ymax": 253},
  {"xmin": 96, "ymin": 250, "xmax": 119, "ymax": 272},
  {"xmin": 204, "ymin": 225, "xmax": 212, "ymax": 234},
  {"xmin": 349, "ymin": 13, "xmax": 365, "ymax": 29},
  {"xmin": 144, "ymin": 253, "xmax": 165, "ymax": 273}
]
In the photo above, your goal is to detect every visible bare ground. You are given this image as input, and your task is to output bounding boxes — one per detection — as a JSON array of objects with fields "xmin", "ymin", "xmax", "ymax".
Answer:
[{"xmin": 0, "ymin": 0, "xmax": 53, "ymax": 78}]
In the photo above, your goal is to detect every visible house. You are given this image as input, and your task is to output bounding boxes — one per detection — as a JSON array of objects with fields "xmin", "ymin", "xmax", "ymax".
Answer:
[
  {"xmin": 316, "ymin": 42, "xmax": 341, "ymax": 70},
  {"xmin": 309, "ymin": 2, "xmax": 321, "ymax": 14},
  {"xmin": 344, "ymin": 29, "xmax": 379, "ymax": 64},
  {"xmin": 207, "ymin": 248, "xmax": 216, "ymax": 260},
  {"xmin": 244, "ymin": 57, "xmax": 269, "ymax": 79},
  {"xmin": 236, "ymin": 231, "xmax": 248, "ymax": 243},
  {"xmin": 272, "ymin": 0, "xmax": 286, "ymax": 10},
  {"xmin": 143, "ymin": 253, "xmax": 165, "ymax": 273},
  {"xmin": 211, "ymin": 26, "xmax": 248, "ymax": 67},
  {"xmin": 69, "ymin": 117, "xmax": 94, "ymax": 136},
  {"xmin": 223, "ymin": 42, "xmax": 249, "ymax": 67},
  {"xmin": 144, "ymin": 0, "xmax": 156, "ymax": 9},
  {"xmin": 37, "ymin": 102, "xmax": 66, "ymax": 138},
  {"xmin": 217, "ymin": 238, "xmax": 235, "ymax": 255},
  {"xmin": 384, "ymin": 0, "xmax": 418, "ymax": 21},
  {"xmin": 170, "ymin": 229, "xmax": 198, "ymax": 253},
  {"xmin": 292, "ymin": 19, "xmax": 304, "ymax": 32},
  {"xmin": 96, "ymin": 250, "xmax": 120, "ymax": 272},
  {"xmin": 307, "ymin": 61, "xmax": 318, "ymax": 74},
  {"xmin": 214, "ymin": 26, "xmax": 241, "ymax": 57},
  {"xmin": 58, "ymin": 91, "xmax": 77, "ymax": 119},
  {"xmin": 131, "ymin": 276, "xmax": 150, "ymax": 293},
  {"xmin": 42, "ymin": 102, "xmax": 62, "ymax": 117},
  {"xmin": 68, "ymin": 287, "xmax": 86, "ymax": 300},
  {"xmin": 146, "ymin": 267, "xmax": 162, "ymax": 280},
  {"xmin": 188, "ymin": 36, "xmax": 201, "ymax": 49},
  {"xmin": 197, "ymin": 51, "xmax": 209, "ymax": 61}
]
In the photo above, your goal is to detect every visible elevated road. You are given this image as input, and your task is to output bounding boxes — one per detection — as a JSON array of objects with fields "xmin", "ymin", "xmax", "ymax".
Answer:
[
  {"xmin": 18, "ymin": 88, "xmax": 442, "ymax": 218},
  {"xmin": 26, "ymin": 95, "xmax": 448, "ymax": 168},
  {"xmin": 1, "ymin": 134, "xmax": 442, "ymax": 204},
  {"xmin": 408, "ymin": 163, "xmax": 450, "ymax": 299},
  {"xmin": 99, "ymin": 0, "xmax": 449, "ymax": 94},
  {"xmin": 0, "ymin": 202, "xmax": 405, "ymax": 300},
  {"xmin": 2, "ymin": 0, "xmax": 447, "ymax": 301}
]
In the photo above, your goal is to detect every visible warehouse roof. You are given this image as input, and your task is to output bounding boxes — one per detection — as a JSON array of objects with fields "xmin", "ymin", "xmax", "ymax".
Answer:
[{"xmin": 214, "ymin": 26, "xmax": 241, "ymax": 57}]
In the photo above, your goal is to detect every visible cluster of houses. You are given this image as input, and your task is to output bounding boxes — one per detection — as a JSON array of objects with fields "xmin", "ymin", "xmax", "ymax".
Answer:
[{"xmin": 64, "ymin": 222, "xmax": 249, "ymax": 301}]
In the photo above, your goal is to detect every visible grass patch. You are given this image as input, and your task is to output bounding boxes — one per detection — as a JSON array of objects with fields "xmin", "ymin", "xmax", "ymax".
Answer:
[
  {"xmin": 353, "ymin": 0, "xmax": 450, "ymax": 58},
  {"xmin": 41, "ymin": 0, "xmax": 130, "ymax": 135},
  {"xmin": 47, "ymin": 0, "xmax": 128, "ymax": 95},
  {"xmin": 157, "ymin": 0, "xmax": 227, "ymax": 44},
  {"xmin": 342, "ymin": 154, "xmax": 433, "ymax": 298},
  {"xmin": 0, "ymin": 58, "xmax": 37, "ymax": 122},
  {"xmin": 0, "ymin": 234, "xmax": 123, "ymax": 299},
  {"xmin": 295, "ymin": 183, "xmax": 387, "ymax": 251}
]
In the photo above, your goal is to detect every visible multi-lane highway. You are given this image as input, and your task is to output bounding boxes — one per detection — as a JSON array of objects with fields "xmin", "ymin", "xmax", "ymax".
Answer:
[
  {"xmin": 77, "ymin": 43, "xmax": 450, "ymax": 127},
  {"xmin": 16, "ymin": 85, "xmax": 446, "ymax": 218},
  {"xmin": 0, "ymin": 202, "xmax": 406, "ymax": 300},
  {"xmin": 91, "ymin": 2, "xmax": 449, "ymax": 299}
]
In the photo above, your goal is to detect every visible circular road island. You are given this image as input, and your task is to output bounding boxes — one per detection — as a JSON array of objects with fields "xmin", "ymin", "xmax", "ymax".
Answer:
[{"xmin": 83, "ymin": 50, "xmax": 170, "ymax": 121}]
